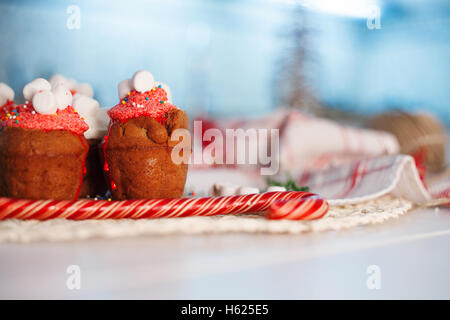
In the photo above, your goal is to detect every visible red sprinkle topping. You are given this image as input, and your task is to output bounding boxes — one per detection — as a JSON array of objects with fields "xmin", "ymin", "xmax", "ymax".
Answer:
[
  {"xmin": 1, "ymin": 103, "xmax": 89, "ymax": 135},
  {"xmin": 0, "ymin": 100, "xmax": 14, "ymax": 112},
  {"xmin": 108, "ymin": 87, "xmax": 176, "ymax": 123}
]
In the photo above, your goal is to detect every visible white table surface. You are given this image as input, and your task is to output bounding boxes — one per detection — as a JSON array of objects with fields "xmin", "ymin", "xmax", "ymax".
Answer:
[{"xmin": 0, "ymin": 206, "xmax": 449, "ymax": 299}]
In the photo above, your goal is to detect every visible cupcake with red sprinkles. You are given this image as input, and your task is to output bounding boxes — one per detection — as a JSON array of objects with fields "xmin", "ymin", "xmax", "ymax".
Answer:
[
  {"xmin": 0, "ymin": 78, "xmax": 89, "ymax": 200},
  {"xmin": 104, "ymin": 70, "xmax": 189, "ymax": 200}
]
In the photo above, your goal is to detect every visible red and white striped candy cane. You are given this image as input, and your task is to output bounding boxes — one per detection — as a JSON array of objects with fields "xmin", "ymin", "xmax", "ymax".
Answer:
[
  {"xmin": 0, "ymin": 191, "xmax": 328, "ymax": 221},
  {"xmin": 267, "ymin": 196, "xmax": 329, "ymax": 220}
]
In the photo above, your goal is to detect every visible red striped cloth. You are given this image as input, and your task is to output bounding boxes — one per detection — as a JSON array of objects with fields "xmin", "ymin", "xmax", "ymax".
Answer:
[
  {"xmin": 189, "ymin": 109, "xmax": 448, "ymax": 205},
  {"xmin": 295, "ymin": 155, "xmax": 431, "ymax": 205},
  {"xmin": 188, "ymin": 155, "xmax": 448, "ymax": 205},
  {"xmin": 194, "ymin": 108, "xmax": 399, "ymax": 173}
]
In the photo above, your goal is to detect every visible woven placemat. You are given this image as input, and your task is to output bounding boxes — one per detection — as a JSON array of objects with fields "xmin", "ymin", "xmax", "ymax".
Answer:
[{"xmin": 0, "ymin": 195, "xmax": 414, "ymax": 243}]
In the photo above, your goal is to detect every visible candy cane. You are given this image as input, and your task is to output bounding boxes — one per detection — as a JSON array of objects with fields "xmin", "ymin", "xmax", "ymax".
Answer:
[
  {"xmin": 267, "ymin": 196, "xmax": 329, "ymax": 220},
  {"xmin": 0, "ymin": 191, "xmax": 328, "ymax": 221}
]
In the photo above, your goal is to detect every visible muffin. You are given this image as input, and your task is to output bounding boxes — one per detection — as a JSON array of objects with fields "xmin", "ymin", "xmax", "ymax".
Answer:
[
  {"xmin": 0, "ymin": 78, "xmax": 89, "ymax": 200},
  {"xmin": 48, "ymin": 74, "xmax": 109, "ymax": 197},
  {"xmin": 105, "ymin": 70, "xmax": 189, "ymax": 200}
]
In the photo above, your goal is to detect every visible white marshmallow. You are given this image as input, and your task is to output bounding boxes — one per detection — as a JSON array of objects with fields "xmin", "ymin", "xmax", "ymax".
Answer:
[
  {"xmin": 82, "ymin": 114, "xmax": 97, "ymax": 139},
  {"xmin": 237, "ymin": 187, "xmax": 260, "ymax": 195},
  {"xmin": 132, "ymin": 70, "xmax": 154, "ymax": 93},
  {"xmin": 118, "ymin": 78, "xmax": 133, "ymax": 100},
  {"xmin": 0, "ymin": 96, "xmax": 7, "ymax": 108},
  {"xmin": 75, "ymin": 83, "xmax": 94, "ymax": 98},
  {"xmin": 32, "ymin": 90, "xmax": 57, "ymax": 115},
  {"xmin": 73, "ymin": 95, "xmax": 106, "ymax": 139},
  {"xmin": 0, "ymin": 83, "xmax": 14, "ymax": 106},
  {"xmin": 83, "ymin": 116, "xmax": 99, "ymax": 139},
  {"xmin": 155, "ymin": 82, "xmax": 173, "ymax": 103},
  {"xmin": 67, "ymin": 78, "xmax": 77, "ymax": 90},
  {"xmin": 49, "ymin": 74, "xmax": 75, "ymax": 90},
  {"xmin": 85, "ymin": 128, "xmax": 107, "ymax": 140},
  {"xmin": 23, "ymin": 78, "xmax": 51, "ymax": 101},
  {"xmin": 52, "ymin": 83, "xmax": 73, "ymax": 110},
  {"xmin": 266, "ymin": 186, "xmax": 287, "ymax": 192},
  {"xmin": 84, "ymin": 108, "xmax": 110, "ymax": 140},
  {"xmin": 73, "ymin": 94, "xmax": 99, "ymax": 117},
  {"xmin": 50, "ymin": 75, "xmax": 93, "ymax": 99},
  {"xmin": 96, "ymin": 108, "xmax": 110, "ymax": 128}
]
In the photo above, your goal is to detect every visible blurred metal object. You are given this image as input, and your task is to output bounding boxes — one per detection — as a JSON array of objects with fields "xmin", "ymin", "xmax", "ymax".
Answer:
[{"xmin": 369, "ymin": 110, "xmax": 447, "ymax": 172}]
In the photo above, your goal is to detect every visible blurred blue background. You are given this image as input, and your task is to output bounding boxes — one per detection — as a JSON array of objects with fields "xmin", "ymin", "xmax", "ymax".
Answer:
[{"xmin": 0, "ymin": 0, "xmax": 449, "ymax": 125}]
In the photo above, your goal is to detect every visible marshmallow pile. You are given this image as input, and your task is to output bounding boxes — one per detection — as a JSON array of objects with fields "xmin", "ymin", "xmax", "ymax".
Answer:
[
  {"xmin": 72, "ymin": 94, "xmax": 109, "ymax": 139},
  {"xmin": 0, "ymin": 83, "xmax": 15, "ymax": 107},
  {"xmin": 49, "ymin": 75, "xmax": 108, "ymax": 139},
  {"xmin": 22, "ymin": 76, "xmax": 109, "ymax": 139},
  {"xmin": 23, "ymin": 78, "xmax": 73, "ymax": 115},
  {"xmin": 118, "ymin": 70, "xmax": 173, "ymax": 103},
  {"xmin": 49, "ymin": 74, "xmax": 94, "ymax": 98}
]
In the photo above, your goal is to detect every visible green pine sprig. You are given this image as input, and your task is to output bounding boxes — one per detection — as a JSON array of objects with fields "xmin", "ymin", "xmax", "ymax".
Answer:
[{"xmin": 266, "ymin": 178, "xmax": 309, "ymax": 192}]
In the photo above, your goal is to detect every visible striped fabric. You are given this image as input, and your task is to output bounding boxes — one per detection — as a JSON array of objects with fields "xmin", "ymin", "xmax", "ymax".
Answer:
[
  {"xmin": 296, "ymin": 155, "xmax": 431, "ymax": 205},
  {"xmin": 193, "ymin": 109, "xmax": 448, "ymax": 205}
]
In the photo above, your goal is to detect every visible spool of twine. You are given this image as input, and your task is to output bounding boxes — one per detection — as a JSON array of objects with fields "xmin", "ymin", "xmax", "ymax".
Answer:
[{"xmin": 369, "ymin": 110, "xmax": 448, "ymax": 172}]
